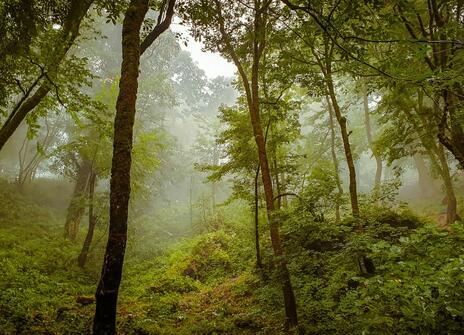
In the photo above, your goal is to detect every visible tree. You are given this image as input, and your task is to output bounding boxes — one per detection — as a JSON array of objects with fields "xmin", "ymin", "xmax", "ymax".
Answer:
[
  {"xmin": 282, "ymin": 0, "xmax": 464, "ymax": 168},
  {"xmin": 180, "ymin": 0, "xmax": 298, "ymax": 328},
  {"xmin": 376, "ymin": 87, "xmax": 459, "ymax": 224},
  {"xmin": 0, "ymin": 0, "xmax": 94, "ymax": 151},
  {"xmin": 93, "ymin": 0, "xmax": 176, "ymax": 333}
]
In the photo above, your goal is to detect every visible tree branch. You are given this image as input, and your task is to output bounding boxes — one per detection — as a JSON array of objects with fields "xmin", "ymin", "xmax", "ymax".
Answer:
[{"xmin": 140, "ymin": 0, "xmax": 176, "ymax": 55}]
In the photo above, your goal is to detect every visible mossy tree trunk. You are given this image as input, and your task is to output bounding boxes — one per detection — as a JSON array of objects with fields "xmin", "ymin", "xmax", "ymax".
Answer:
[{"xmin": 93, "ymin": 0, "xmax": 175, "ymax": 333}]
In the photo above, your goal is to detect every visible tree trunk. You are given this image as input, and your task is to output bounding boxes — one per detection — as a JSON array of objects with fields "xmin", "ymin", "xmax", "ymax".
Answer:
[
  {"xmin": 439, "ymin": 85, "xmax": 464, "ymax": 169},
  {"xmin": 273, "ymin": 150, "xmax": 282, "ymax": 210},
  {"xmin": 407, "ymin": 100, "xmax": 458, "ymax": 225},
  {"xmin": 363, "ymin": 89, "xmax": 382, "ymax": 190},
  {"xmin": 327, "ymin": 97, "xmax": 343, "ymax": 222},
  {"xmin": 64, "ymin": 158, "xmax": 92, "ymax": 240},
  {"xmin": 78, "ymin": 171, "xmax": 97, "ymax": 267},
  {"xmin": 327, "ymin": 85, "xmax": 359, "ymax": 217},
  {"xmin": 248, "ymin": 16, "xmax": 297, "ymax": 330},
  {"xmin": 212, "ymin": 143, "xmax": 218, "ymax": 211},
  {"xmin": 93, "ymin": 1, "xmax": 149, "ymax": 333},
  {"xmin": 281, "ymin": 172, "xmax": 288, "ymax": 208},
  {"xmin": 249, "ymin": 63, "xmax": 297, "ymax": 331},
  {"xmin": 254, "ymin": 166, "xmax": 262, "ymax": 269},
  {"xmin": 249, "ymin": 101, "xmax": 298, "ymax": 328},
  {"xmin": 216, "ymin": 0, "xmax": 298, "ymax": 328}
]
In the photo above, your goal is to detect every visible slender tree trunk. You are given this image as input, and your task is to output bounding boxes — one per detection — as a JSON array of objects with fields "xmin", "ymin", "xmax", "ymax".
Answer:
[
  {"xmin": 327, "ymin": 97, "xmax": 343, "ymax": 222},
  {"xmin": 93, "ymin": 1, "xmax": 148, "ymax": 333},
  {"xmin": 363, "ymin": 89, "xmax": 382, "ymax": 190},
  {"xmin": 439, "ymin": 87, "xmax": 464, "ymax": 169},
  {"xmin": 326, "ymin": 85, "xmax": 359, "ymax": 217},
  {"xmin": 281, "ymin": 172, "xmax": 288, "ymax": 208},
  {"xmin": 249, "ymin": 20, "xmax": 297, "ymax": 331},
  {"xmin": 78, "ymin": 171, "xmax": 97, "ymax": 267},
  {"xmin": 249, "ymin": 64, "xmax": 297, "ymax": 331},
  {"xmin": 273, "ymin": 150, "xmax": 282, "ymax": 209},
  {"xmin": 254, "ymin": 166, "xmax": 262, "ymax": 269},
  {"xmin": 216, "ymin": 0, "xmax": 298, "ymax": 327},
  {"xmin": 249, "ymin": 100, "xmax": 298, "ymax": 328},
  {"xmin": 64, "ymin": 158, "xmax": 92, "ymax": 240}
]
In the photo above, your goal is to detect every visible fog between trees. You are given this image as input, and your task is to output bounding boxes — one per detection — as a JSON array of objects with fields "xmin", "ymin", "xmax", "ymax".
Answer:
[{"xmin": 1, "ymin": 1, "xmax": 464, "ymax": 334}]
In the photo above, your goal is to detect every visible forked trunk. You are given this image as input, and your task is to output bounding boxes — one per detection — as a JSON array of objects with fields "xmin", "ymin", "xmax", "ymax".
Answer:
[{"xmin": 215, "ymin": 0, "xmax": 298, "ymax": 327}]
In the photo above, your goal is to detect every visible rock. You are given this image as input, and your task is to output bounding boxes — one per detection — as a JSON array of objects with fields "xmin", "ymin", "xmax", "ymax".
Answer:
[{"xmin": 76, "ymin": 295, "xmax": 95, "ymax": 305}]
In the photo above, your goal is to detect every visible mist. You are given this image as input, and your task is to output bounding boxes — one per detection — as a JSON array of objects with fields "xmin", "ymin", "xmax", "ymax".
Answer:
[{"xmin": 1, "ymin": 1, "xmax": 464, "ymax": 334}]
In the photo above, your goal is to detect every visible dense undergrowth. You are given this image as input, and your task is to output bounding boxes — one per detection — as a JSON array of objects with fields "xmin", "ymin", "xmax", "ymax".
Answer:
[{"xmin": 1, "ymin": 179, "xmax": 464, "ymax": 334}]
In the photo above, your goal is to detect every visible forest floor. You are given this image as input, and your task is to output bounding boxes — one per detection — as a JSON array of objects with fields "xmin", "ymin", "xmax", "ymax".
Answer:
[
  {"xmin": 0, "ymin": 180, "xmax": 284, "ymax": 335},
  {"xmin": 2, "ymin": 179, "xmax": 464, "ymax": 334}
]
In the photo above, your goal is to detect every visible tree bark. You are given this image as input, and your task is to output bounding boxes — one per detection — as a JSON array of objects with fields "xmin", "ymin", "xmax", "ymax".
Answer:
[
  {"xmin": 327, "ymin": 97, "xmax": 343, "ymax": 222},
  {"xmin": 93, "ymin": 0, "xmax": 175, "ymax": 333},
  {"xmin": 326, "ymin": 80, "xmax": 359, "ymax": 217},
  {"xmin": 214, "ymin": 0, "xmax": 298, "ymax": 327},
  {"xmin": 254, "ymin": 165, "xmax": 262, "ymax": 269},
  {"xmin": 273, "ymin": 150, "xmax": 282, "ymax": 210},
  {"xmin": 64, "ymin": 158, "xmax": 92, "ymax": 240},
  {"xmin": 93, "ymin": 1, "xmax": 149, "ymax": 333},
  {"xmin": 78, "ymin": 171, "xmax": 97, "ymax": 267},
  {"xmin": 250, "ymin": 4, "xmax": 297, "ymax": 329}
]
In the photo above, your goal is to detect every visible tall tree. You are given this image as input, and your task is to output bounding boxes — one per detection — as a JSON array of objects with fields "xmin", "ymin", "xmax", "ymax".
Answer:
[
  {"xmin": 93, "ymin": 0, "xmax": 176, "ymax": 333},
  {"xmin": 181, "ymin": 0, "xmax": 298, "ymax": 328}
]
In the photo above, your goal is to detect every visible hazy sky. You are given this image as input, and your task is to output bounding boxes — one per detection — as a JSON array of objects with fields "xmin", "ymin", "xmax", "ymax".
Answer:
[{"xmin": 171, "ymin": 21, "xmax": 236, "ymax": 79}]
